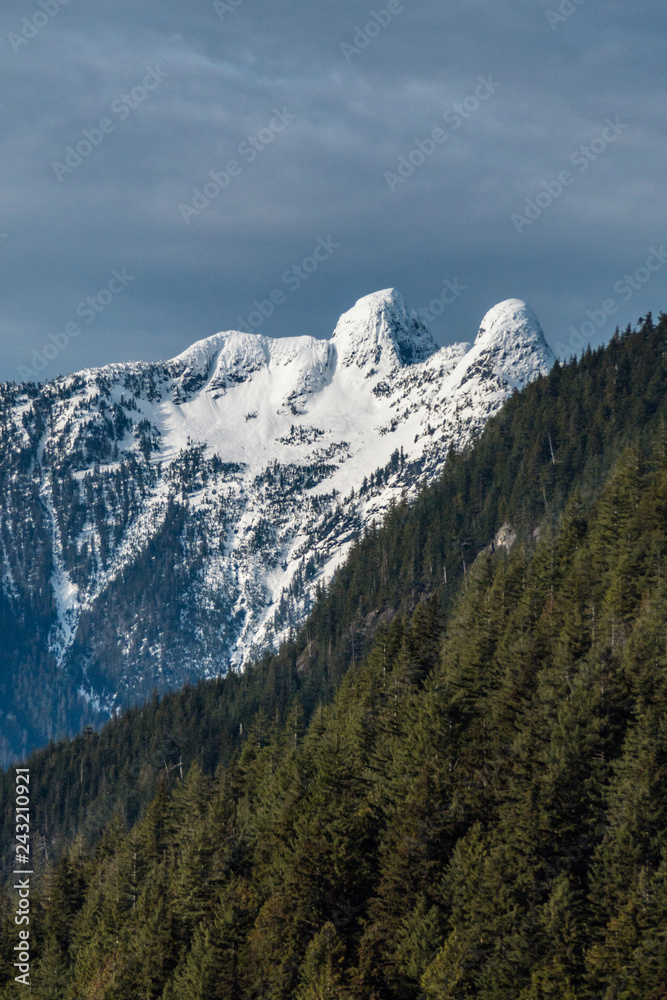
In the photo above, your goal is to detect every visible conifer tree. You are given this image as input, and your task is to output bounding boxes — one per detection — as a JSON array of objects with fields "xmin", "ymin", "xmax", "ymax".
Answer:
[{"xmin": 295, "ymin": 922, "xmax": 351, "ymax": 1000}]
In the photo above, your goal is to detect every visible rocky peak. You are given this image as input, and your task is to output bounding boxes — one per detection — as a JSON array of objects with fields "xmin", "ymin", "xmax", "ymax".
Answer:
[
  {"xmin": 472, "ymin": 298, "xmax": 555, "ymax": 388},
  {"xmin": 331, "ymin": 288, "xmax": 438, "ymax": 370}
]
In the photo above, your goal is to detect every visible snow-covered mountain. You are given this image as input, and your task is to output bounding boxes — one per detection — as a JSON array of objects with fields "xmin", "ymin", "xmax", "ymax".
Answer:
[{"xmin": 0, "ymin": 290, "xmax": 554, "ymax": 733}]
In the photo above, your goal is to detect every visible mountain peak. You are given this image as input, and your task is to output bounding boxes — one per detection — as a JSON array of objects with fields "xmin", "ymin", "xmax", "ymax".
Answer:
[
  {"xmin": 472, "ymin": 298, "xmax": 555, "ymax": 387},
  {"xmin": 3, "ymin": 284, "xmax": 559, "ymax": 751},
  {"xmin": 331, "ymin": 288, "xmax": 437, "ymax": 369},
  {"xmin": 475, "ymin": 298, "xmax": 546, "ymax": 348}
]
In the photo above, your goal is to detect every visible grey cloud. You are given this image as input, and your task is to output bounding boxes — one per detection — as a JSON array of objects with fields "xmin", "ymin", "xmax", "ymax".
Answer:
[{"xmin": 1, "ymin": 0, "xmax": 666, "ymax": 380}]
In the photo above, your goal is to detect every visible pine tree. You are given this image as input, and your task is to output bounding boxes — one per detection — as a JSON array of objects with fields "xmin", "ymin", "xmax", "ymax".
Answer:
[
  {"xmin": 163, "ymin": 921, "xmax": 225, "ymax": 1000},
  {"xmin": 295, "ymin": 922, "xmax": 351, "ymax": 1000}
]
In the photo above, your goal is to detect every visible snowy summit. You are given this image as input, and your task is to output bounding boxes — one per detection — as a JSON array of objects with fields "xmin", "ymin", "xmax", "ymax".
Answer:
[{"xmin": 1, "ymin": 289, "xmax": 554, "ymax": 714}]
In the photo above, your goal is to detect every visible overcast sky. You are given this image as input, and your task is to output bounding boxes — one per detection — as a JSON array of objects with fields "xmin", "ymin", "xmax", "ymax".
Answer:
[{"xmin": 1, "ymin": 0, "xmax": 666, "ymax": 381}]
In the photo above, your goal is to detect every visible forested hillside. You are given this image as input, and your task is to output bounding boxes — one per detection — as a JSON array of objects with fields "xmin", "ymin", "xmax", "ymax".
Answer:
[{"xmin": 0, "ymin": 315, "xmax": 666, "ymax": 998}]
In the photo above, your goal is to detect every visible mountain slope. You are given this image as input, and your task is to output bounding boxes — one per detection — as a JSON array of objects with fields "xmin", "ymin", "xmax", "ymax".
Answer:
[
  {"xmin": 1, "ymin": 312, "xmax": 664, "ymax": 865},
  {"xmin": 0, "ymin": 291, "xmax": 553, "ymax": 760},
  {"xmin": 1, "ymin": 313, "xmax": 666, "ymax": 1000}
]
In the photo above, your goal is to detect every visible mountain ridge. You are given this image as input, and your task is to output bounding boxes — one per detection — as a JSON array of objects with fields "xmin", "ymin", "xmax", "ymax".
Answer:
[{"xmin": 0, "ymin": 289, "xmax": 553, "ymax": 758}]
